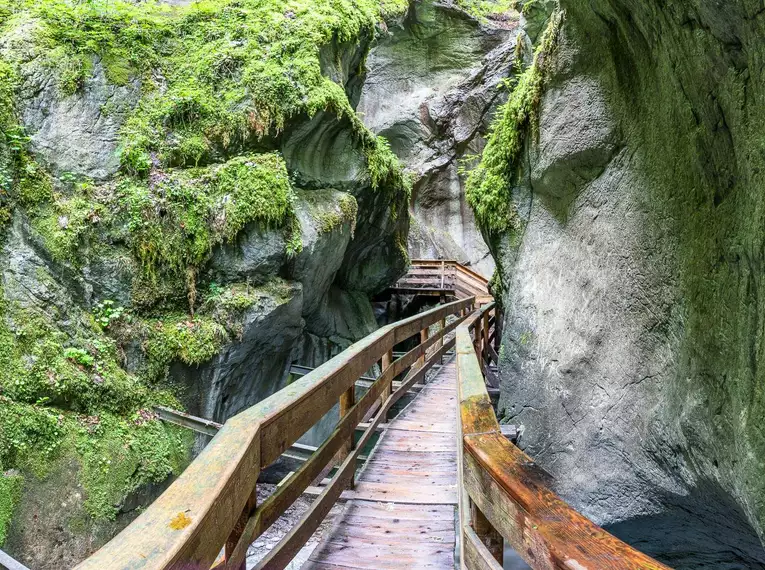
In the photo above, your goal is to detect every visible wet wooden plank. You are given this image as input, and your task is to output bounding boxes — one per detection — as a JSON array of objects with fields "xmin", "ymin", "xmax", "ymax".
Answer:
[{"xmin": 304, "ymin": 361, "xmax": 459, "ymax": 570}]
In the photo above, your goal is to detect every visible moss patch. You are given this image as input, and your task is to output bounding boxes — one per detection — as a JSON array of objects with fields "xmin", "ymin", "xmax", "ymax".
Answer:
[
  {"xmin": 122, "ymin": 153, "xmax": 294, "ymax": 279},
  {"xmin": 0, "ymin": 470, "xmax": 22, "ymax": 545},
  {"xmin": 456, "ymin": 0, "xmax": 518, "ymax": 21},
  {"xmin": 464, "ymin": 10, "xmax": 561, "ymax": 238},
  {"xmin": 0, "ymin": 276, "xmax": 192, "ymax": 524}
]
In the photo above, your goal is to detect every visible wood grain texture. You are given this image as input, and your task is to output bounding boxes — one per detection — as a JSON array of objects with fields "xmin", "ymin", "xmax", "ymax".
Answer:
[{"xmin": 304, "ymin": 360, "xmax": 461, "ymax": 570}]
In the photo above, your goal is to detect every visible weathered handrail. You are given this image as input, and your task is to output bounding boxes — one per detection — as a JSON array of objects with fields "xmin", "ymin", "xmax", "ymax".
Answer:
[
  {"xmin": 456, "ymin": 304, "xmax": 672, "ymax": 570},
  {"xmin": 393, "ymin": 259, "xmax": 492, "ymax": 301},
  {"xmin": 77, "ymin": 295, "xmax": 476, "ymax": 570}
]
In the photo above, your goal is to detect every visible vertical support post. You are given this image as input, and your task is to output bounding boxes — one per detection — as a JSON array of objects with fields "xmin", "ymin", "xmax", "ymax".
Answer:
[
  {"xmin": 381, "ymin": 350, "xmax": 393, "ymax": 404},
  {"xmin": 225, "ymin": 486, "xmax": 257, "ymax": 570},
  {"xmin": 440, "ymin": 260, "xmax": 445, "ymax": 290},
  {"xmin": 439, "ymin": 317, "xmax": 446, "ymax": 363},
  {"xmin": 418, "ymin": 326, "xmax": 429, "ymax": 370},
  {"xmin": 494, "ymin": 308, "xmax": 502, "ymax": 353},
  {"xmin": 473, "ymin": 319, "xmax": 483, "ymax": 374},
  {"xmin": 471, "ymin": 501, "xmax": 503, "ymax": 564},
  {"xmin": 338, "ymin": 384, "xmax": 356, "ymax": 487},
  {"xmin": 482, "ymin": 311, "xmax": 490, "ymax": 364}
]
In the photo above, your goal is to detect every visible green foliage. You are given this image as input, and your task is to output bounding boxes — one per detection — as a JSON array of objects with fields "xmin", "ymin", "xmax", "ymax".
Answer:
[
  {"xmin": 90, "ymin": 0, "xmax": 410, "ymax": 181},
  {"xmin": 31, "ymin": 0, "xmax": 172, "ymax": 95},
  {"xmin": 64, "ymin": 347, "xmax": 95, "ymax": 368},
  {"xmin": 456, "ymin": 0, "xmax": 518, "ymax": 20},
  {"xmin": 314, "ymin": 193, "xmax": 358, "ymax": 235},
  {"xmin": 93, "ymin": 300, "xmax": 126, "ymax": 329},
  {"xmin": 0, "ymin": 398, "xmax": 191, "ymax": 522},
  {"xmin": 0, "ymin": 399, "xmax": 65, "ymax": 474},
  {"xmin": 0, "ymin": 295, "xmax": 178, "ymax": 418},
  {"xmin": 0, "ymin": 471, "xmax": 22, "ymax": 545},
  {"xmin": 285, "ymin": 214, "xmax": 303, "ymax": 258},
  {"xmin": 73, "ymin": 412, "xmax": 190, "ymax": 520},
  {"xmin": 0, "ymin": 285, "xmax": 191, "ymax": 522},
  {"xmin": 121, "ymin": 152, "xmax": 294, "ymax": 285},
  {"xmin": 30, "ymin": 188, "xmax": 103, "ymax": 266},
  {"xmin": 464, "ymin": 11, "xmax": 561, "ymax": 237},
  {"xmin": 142, "ymin": 316, "xmax": 227, "ymax": 382}
]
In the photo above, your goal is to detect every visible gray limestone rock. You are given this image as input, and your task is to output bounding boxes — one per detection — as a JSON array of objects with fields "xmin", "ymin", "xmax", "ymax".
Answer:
[
  {"xmin": 207, "ymin": 222, "xmax": 288, "ymax": 285},
  {"xmin": 492, "ymin": 3, "xmax": 765, "ymax": 566},
  {"xmin": 291, "ymin": 190, "xmax": 354, "ymax": 318},
  {"xmin": 20, "ymin": 54, "xmax": 140, "ymax": 180},
  {"xmin": 358, "ymin": 0, "xmax": 520, "ymax": 277},
  {"xmin": 170, "ymin": 282, "xmax": 304, "ymax": 423}
]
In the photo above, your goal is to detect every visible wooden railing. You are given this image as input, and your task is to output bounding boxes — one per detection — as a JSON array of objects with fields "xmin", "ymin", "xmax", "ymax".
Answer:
[
  {"xmin": 456, "ymin": 303, "xmax": 672, "ymax": 570},
  {"xmin": 76, "ymin": 296, "xmax": 477, "ymax": 570},
  {"xmin": 393, "ymin": 259, "xmax": 492, "ymax": 301}
]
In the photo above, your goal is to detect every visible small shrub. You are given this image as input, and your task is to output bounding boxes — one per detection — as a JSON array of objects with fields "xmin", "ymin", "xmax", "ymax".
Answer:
[
  {"xmin": 94, "ymin": 300, "xmax": 126, "ymax": 329},
  {"xmin": 64, "ymin": 347, "xmax": 95, "ymax": 368}
]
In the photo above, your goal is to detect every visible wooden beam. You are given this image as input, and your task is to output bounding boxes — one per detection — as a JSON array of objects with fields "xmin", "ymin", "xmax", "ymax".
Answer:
[{"xmin": 0, "ymin": 549, "xmax": 30, "ymax": 570}]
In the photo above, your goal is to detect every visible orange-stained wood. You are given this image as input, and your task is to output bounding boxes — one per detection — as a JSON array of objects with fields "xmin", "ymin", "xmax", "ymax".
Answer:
[{"xmin": 456, "ymin": 304, "xmax": 671, "ymax": 570}]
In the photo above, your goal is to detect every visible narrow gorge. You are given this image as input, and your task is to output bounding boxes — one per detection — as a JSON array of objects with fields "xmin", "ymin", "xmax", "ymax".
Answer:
[{"xmin": 0, "ymin": 0, "xmax": 763, "ymax": 569}]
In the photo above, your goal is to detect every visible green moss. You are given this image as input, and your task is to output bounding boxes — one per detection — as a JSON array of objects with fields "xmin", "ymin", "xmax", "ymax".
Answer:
[
  {"xmin": 30, "ymin": 188, "xmax": 102, "ymax": 266},
  {"xmin": 456, "ymin": 0, "xmax": 518, "ymax": 20},
  {"xmin": 0, "ymin": 471, "xmax": 22, "ymax": 545},
  {"xmin": 0, "ymin": 278, "xmax": 192, "ymax": 522},
  {"xmin": 142, "ymin": 316, "xmax": 227, "ymax": 382},
  {"xmin": 73, "ymin": 413, "xmax": 191, "ymax": 520},
  {"xmin": 464, "ymin": 10, "xmax": 561, "ymax": 238},
  {"xmin": 285, "ymin": 214, "xmax": 303, "ymax": 258},
  {"xmin": 315, "ymin": 193, "xmax": 358, "ymax": 235},
  {"xmin": 0, "ymin": 57, "xmax": 54, "ymax": 223},
  {"xmin": 121, "ymin": 152, "xmax": 294, "ymax": 287}
]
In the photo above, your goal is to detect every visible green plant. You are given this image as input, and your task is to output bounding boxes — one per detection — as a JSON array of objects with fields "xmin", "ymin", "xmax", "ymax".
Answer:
[
  {"xmin": 64, "ymin": 347, "xmax": 95, "ymax": 368},
  {"xmin": 0, "ymin": 471, "xmax": 22, "ymax": 545},
  {"xmin": 94, "ymin": 300, "xmax": 126, "ymax": 329}
]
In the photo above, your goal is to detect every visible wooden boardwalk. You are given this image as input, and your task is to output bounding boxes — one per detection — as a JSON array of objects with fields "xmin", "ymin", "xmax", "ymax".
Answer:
[{"xmin": 303, "ymin": 358, "xmax": 459, "ymax": 570}]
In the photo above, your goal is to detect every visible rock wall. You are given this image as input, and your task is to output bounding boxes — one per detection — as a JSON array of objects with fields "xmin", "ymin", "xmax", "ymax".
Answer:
[
  {"xmin": 358, "ymin": 0, "xmax": 521, "ymax": 278},
  {"xmin": 0, "ymin": 1, "xmax": 411, "ymax": 565},
  {"xmin": 491, "ymin": 2, "xmax": 765, "ymax": 567}
]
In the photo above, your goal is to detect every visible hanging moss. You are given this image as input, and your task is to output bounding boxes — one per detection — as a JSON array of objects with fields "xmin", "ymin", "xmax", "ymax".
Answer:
[
  {"xmin": 0, "ymin": 472, "xmax": 22, "ymax": 545},
  {"xmin": 456, "ymin": 0, "xmax": 518, "ymax": 21},
  {"xmin": 122, "ymin": 152, "xmax": 295, "ymax": 280},
  {"xmin": 464, "ymin": 10, "xmax": 562, "ymax": 238}
]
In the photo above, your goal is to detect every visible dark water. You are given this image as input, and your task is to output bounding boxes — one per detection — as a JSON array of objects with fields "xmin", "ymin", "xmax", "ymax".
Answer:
[{"xmin": 605, "ymin": 482, "xmax": 765, "ymax": 569}]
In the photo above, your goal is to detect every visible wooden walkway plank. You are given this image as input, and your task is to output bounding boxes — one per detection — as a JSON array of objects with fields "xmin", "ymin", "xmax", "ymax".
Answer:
[{"xmin": 302, "ymin": 359, "xmax": 459, "ymax": 570}]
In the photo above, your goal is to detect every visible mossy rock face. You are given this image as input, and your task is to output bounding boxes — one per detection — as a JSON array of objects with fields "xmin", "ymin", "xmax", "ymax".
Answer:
[
  {"xmin": 476, "ymin": 1, "xmax": 765, "ymax": 565},
  {"xmin": 357, "ymin": 0, "xmax": 518, "ymax": 278},
  {"xmin": 0, "ymin": 0, "xmax": 413, "ymax": 563}
]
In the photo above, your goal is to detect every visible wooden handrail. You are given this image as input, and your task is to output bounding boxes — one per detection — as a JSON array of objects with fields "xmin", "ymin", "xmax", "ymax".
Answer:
[
  {"xmin": 77, "ymin": 296, "xmax": 475, "ymax": 570},
  {"xmin": 455, "ymin": 305, "xmax": 672, "ymax": 570},
  {"xmin": 395, "ymin": 260, "xmax": 490, "ymax": 300}
]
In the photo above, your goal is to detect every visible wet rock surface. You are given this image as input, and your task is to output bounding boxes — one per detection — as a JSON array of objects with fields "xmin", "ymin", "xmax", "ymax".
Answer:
[{"xmin": 493, "ymin": 2, "xmax": 765, "ymax": 566}]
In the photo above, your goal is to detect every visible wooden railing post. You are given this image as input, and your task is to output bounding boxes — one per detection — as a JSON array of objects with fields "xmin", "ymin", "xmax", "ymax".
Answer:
[
  {"xmin": 418, "ymin": 326, "xmax": 429, "ymax": 370},
  {"xmin": 381, "ymin": 349, "xmax": 393, "ymax": 402},
  {"xmin": 473, "ymin": 320, "xmax": 483, "ymax": 373},
  {"xmin": 482, "ymin": 311, "xmax": 490, "ymax": 363},
  {"xmin": 439, "ymin": 317, "xmax": 446, "ymax": 363},
  {"xmin": 471, "ymin": 500, "xmax": 504, "ymax": 564},
  {"xmin": 338, "ymin": 384, "xmax": 356, "ymax": 488},
  {"xmin": 226, "ymin": 486, "xmax": 258, "ymax": 570}
]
